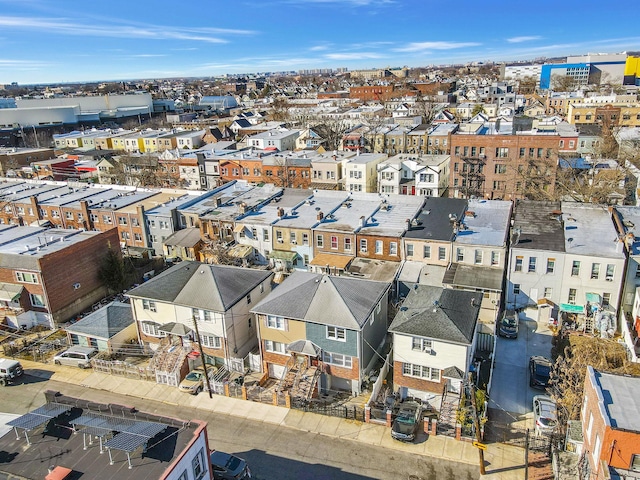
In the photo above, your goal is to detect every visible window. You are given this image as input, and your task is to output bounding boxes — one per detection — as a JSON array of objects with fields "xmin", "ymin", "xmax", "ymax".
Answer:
[
  {"xmin": 141, "ymin": 321, "xmax": 164, "ymax": 337},
  {"xmin": 390, "ymin": 242, "xmax": 398, "ymax": 256},
  {"xmin": 571, "ymin": 261, "xmax": 580, "ymax": 276},
  {"xmin": 265, "ymin": 340, "xmax": 286, "ymax": 354},
  {"xmin": 546, "ymin": 258, "xmax": 555, "ymax": 274},
  {"xmin": 65, "ymin": 211, "xmax": 73, "ymax": 220},
  {"xmin": 494, "ymin": 164, "xmax": 507, "ymax": 174},
  {"xmin": 118, "ymin": 217, "xmax": 128, "ymax": 225},
  {"xmin": 496, "ymin": 147, "xmax": 509, "ymax": 158},
  {"xmin": 475, "ymin": 250, "xmax": 483, "ymax": 264},
  {"xmin": 16, "ymin": 271, "xmax": 38, "ymax": 284},
  {"xmin": 102, "ymin": 215, "xmax": 112, "ymax": 224},
  {"xmin": 177, "ymin": 470, "xmax": 188, "ymax": 480},
  {"xmin": 266, "ymin": 315, "xmax": 287, "ymax": 330},
  {"xmin": 603, "ymin": 293, "xmax": 611, "ymax": 306},
  {"xmin": 344, "ymin": 237, "xmax": 352, "ymax": 251},
  {"xmin": 276, "ymin": 230, "xmax": 283, "ymax": 242},
  {"xmin": 491, "ymin": 251, "xmax": 499, "ymax": 266},
  {"xmin": 29, "ymin": 293, "xmax": 45, "ymax": 307},
  {"xmin": 200, "ymin": 334, "xmax": 222, "ymax": 349},
  {"xmin": 544, "ymin": 287, "xmax": 552, "ymax": 298},
  {"xmin": 406, "ymin": 244, "xmax": 414, "ymax": 256},
  {"xmin": 528, "ymin": 257, "xmax": 537, "ymax": 272},
  {"xmin": 412, "ymin": 337, "xmax": 432, "ymax": 352},
  {"xmin": 636, "ymin": 264, "xmax": 640, "ymax": 279},
  {"xmin": 606, "ymin": 264, "xmax": 615, "ymax": 281},
  {"xmin": 290, "ymin": 232, "xmax": 296, "ymax": 244},
  {"xmin": 322, "ymin": 351, "xmax": 352, "ymax": 368},
  {"xmin": 402, "ymin": 363, "xmax": 440, "ymax": 382},
  {"xmin": 375, "ymin": 240, "xmax": 383, "ymax": 254},
  {"xmin": 438, "ymin": 247, "xmax": 446, "ymax": 261},
  {"xmin": 331, "ymin": 236, "xmax": 338, "ymax": 249},
  {"xmin": 568, "ymin": 288, "xmax": 577, "ymax": 304},
  {"xmin": 590, "ymin": 263, "xmax": 600, "ymax": 279},
  {"xmin": 263, "ymin": 228, "xmax": 269, "ymax": 241},
  {"xmin": 246, "ymin": 294, "xmax": 251, "ymax": 304},
  {"xmin": 192, "ymin": 448, "xmax": 206, "ymax": 480},
  {"xmin": 142, "ymin": 299, "xmax": 157, "ymax": 312},
  {"xmin": 515, "ymin": 256, "xmax": 523, "ymax": 272},
  {"xmin": 327, "ymin": 326, "xmax": 346, "ymax": 341},
  {"xmin": 424, "ymin": 245, "xmax": 431, "ymax": 258},
  {"xmin": 316, "ymin": 235, "xmax": 324, "ymax": 248},
  {"xmin": 302, "ymin": 233, "xmax": 309, "ymax": 245},
  {"xmin": 513, "ymin": 284, "xmax": 520, "ymax": 295},
  {"xmin": 456, "ymin": 248, "xmax": 464, "ymax": 262},
  {"xmin": 360, "ymin": 239, "xmax": 367, "ymax": 253}
]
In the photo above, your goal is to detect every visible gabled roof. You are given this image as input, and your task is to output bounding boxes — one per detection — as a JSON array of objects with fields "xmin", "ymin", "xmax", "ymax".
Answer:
[
  {"xmin": 252, "ymin": 271, "xmax": 389, "ymax": 330},
  {"xmin": 126, "ymin": 261, "xmax": 272, "ymax": 312},
  {"xmin": 389, "ymin": 286, "xmax": 480, "ymax": 345},
  {"xmin": 65, "ymin": 301, "xmax": 133, "ymax": 339}
]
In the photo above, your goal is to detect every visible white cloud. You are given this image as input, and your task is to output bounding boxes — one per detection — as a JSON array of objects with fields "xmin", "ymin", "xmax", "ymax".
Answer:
[
  {"xmin": 324, "ymin": 52, "xmax": 383, "ymax": 60},
  {"xmin": 0, "ymin": 16, "xmax": 256, "ymax": 44},
  {"xmin": 0, "ymin": 58, "xmax": 52, "ymax": 67},
  {"xmin": 394, "ymin": 41, "xmax": 481, "ymax": 52},
  {"xmin": 507, "ymin": 36, "xmax": 542, "ymax": 43},
  {"xmin": 309, "ymin": 45, "xmax": 330, "ymax": 51}
]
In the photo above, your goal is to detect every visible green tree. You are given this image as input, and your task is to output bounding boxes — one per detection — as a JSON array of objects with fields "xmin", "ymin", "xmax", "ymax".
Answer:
[{"xmin": 98, "ymin": 248, "xmax": 127, "ymax": 294}]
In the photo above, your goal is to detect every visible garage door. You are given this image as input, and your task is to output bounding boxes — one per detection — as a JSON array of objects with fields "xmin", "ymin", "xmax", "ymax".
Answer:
[{"xmin": 268, "ymin": 363, "xmax": 285, "ymax": 380}]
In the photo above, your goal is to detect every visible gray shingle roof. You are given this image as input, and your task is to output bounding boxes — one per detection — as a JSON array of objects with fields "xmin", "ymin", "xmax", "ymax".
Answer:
[
  {"xmin": 389, "ymin": 286, "xmax": 480, "ymax": 344},
  {"xmin": 64, "ymin": 301, "xmax": 133, "ymax": 339},
  {"xmin": 126, "ymin": 261, "xmax": 272, "ymax": 311},
  {"xmin": 252, "ymin": 271, "xmax": 390, "ymax": 330}
]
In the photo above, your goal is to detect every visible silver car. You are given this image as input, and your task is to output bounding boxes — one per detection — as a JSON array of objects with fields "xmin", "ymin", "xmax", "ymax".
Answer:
[{"xmin": 533, "ymin": 395, "xmax": 557, "ymax": 436}]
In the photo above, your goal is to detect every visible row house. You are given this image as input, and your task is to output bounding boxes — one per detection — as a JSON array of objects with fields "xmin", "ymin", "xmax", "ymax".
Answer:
[
  {"xmin": 567, "ymin": 102, "xmax": 640, "ymax": 127},
  {"xmin": 402, "ymin": 197, "xmax": 511, "ymax": 323},
  {"xmin": 127, "ymin": 261, "xmax": 273, "ymax": 371},
  {"xmin": 235, "ymin": 189, "xmax": 319, "ymax": 268},
  {"xmin": 0, "ymin": 181, "xmax": 70, "ymax": 226},
  {"xmin": 252, "ymin": 271, "xmax": 391, "ymax": 395},
  {"xmin": 449, "ymin": 127, "xmax": 568, "ymax": 200},
  {"xmin": 343, "ymin": 152, "xmax": 387, "ymax": 193},
  {"xmin": 507, "ymin": 201, "xmax": 625, "ymax": 330},
  {"xmin": 377, "ymin": 154, "xmax": 449, "ymax": 196},
  {"xmin": 245, "ymin": 128, "xmax": 300, "ymax": 151},
  {"xmin": 310, "ymin": 151, "xmax": 356, "ymax": 191},
  {"xmin": 0, "ymin": 225, "xmax": 119, "ymax": 327}
]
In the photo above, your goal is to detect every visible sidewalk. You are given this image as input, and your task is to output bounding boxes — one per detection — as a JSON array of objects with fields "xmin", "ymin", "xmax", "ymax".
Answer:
[{"xmin": 18, "ymin": 359, "xmax": 526, "ymax": 479}]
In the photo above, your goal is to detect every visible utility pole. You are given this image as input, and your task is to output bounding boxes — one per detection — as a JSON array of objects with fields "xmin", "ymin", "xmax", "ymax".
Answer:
[
  {"xmin": 468, "ymin": 372, "xmax": 486, "ymax": 475},
  {"xmin": 192, "ymin": 315, "xmax": 213, "ymax": 399}
]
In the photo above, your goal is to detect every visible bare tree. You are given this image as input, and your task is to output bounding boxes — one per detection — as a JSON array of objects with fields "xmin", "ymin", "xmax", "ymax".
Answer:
[
  {"xmin": 200, "ymin": 239, "xmax": 242, "ymax": 266},
  {"xmin": 550, "ymin": 75, "xmax": 580, "ymax": 92},
  {"xmin": 314, "ymin": 119, "xmax": 350, "ymax": 152}
]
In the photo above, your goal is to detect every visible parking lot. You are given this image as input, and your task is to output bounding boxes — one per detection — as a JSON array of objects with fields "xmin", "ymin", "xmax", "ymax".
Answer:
[{"xmin": 488, "ymin": 308, "xmax": 554, "ymax": 428}]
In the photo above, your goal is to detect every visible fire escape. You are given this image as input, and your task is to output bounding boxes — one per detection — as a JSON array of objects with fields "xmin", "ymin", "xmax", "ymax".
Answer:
[{"xmin": 461, "ymin": 156, "xmax": 486, "ymax": 199}]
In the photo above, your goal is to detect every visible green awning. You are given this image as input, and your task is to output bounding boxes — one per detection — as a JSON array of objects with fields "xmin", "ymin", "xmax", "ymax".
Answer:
[
  {"xmin": 268, "ymin": 250, "xmax": 298, "ymax": 262},
  {"xmin": 585, "ymin": 293, "xmax": 601, "ymax": 304},
  {"xmin": 560, "ymin": 303, "xmax": 584, "ymax": 314}
]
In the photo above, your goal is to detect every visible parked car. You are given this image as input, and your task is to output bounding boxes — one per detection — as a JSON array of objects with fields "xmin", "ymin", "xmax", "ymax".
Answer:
[
  {"xmin": 179, "ymin": 368, "xmax": 207, "ymax": 395},
  {"xmin": 391, "ymin": 401, "xmax": 422, "ymax": 442},
  {"xmin": 498, "ymin": 309, "xmax": 519, "ymax": 338},
  {"xmin": 210, "ymin": 451, "xmax": 252, "ymax": 479},
  {"xmin": 529, "ymin": 356, "xmax": 552, "ymax": 390},
  {"xmin": 0, "ymin": 358, "xmax": 23, "ymax": 386},
  {"xmin": 533, "ymin": 395, "xmax": 557, "ymax": 436},
  {"xmin": 53, "ymin": 346, "xmax": 98, "ymax": 369}
]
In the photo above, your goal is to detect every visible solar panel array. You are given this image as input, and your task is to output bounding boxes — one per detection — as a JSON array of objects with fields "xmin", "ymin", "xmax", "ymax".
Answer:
[
  {"xmin": 72, "ymin": 411, "xmax": 168, "ymax": 453},
  {"xmin": 7, "ymin": 403, "xmax": 72, "ymax": 432}
]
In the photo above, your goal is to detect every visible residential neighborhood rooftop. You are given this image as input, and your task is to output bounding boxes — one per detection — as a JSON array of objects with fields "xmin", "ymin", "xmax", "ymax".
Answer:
[
  {"xmin": 561, "ymin": 203, "xmax": 624, "ymax": 258},
  {"xmin": 590, "ymin": 367, "xmax": 640, "ymax": 433}
]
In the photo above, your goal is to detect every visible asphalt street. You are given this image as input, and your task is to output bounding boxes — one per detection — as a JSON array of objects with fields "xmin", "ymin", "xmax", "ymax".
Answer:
[{"xmin": 0, "ymin": 375, "xmax": 481, "ymax": 480}]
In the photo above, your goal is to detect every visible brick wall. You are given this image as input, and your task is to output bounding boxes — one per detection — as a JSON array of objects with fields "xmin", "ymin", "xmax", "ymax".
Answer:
[
  {"xmin": 393, "ymin": 360, "xmax": 445, "ymax": 394},
  {"xmin": 324, "ymin": 357, "xmax": 359, "ymax": 381}
]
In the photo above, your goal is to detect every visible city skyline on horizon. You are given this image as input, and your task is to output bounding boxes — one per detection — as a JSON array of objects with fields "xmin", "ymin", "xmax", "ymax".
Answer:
[{"xmin": 0, "ymin": 0, "xmax": 639, "ymax": 85}]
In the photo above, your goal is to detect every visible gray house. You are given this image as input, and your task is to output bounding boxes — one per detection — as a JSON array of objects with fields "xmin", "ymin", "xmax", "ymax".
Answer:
[
  {"xmin": 252, "ymin": 271, "xmax": 391, "ymax": 396},
  {"xmin": 63, "ymin": 301, "xmax": 136, "ymax": 353}
]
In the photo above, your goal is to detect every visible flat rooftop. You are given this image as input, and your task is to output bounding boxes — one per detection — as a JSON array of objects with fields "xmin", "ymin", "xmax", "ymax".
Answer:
[
  {"xmin": 0, "ymin": 392, "xmax": 203, "ymax": 480},
  {"xmin": 592, "ymin": 368, "xmax": 640, "ymax": 432},
  {"xmin": 561, "ymin": 202, "xmax": 624, "ymax": 258},
  {"xmin": 455, "ymin": 199, "xmax": 511, "ymax": 247}
]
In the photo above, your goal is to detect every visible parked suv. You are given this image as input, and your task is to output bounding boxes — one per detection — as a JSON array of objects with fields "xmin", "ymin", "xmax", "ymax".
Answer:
[
  {"xmin": 210, "ymin": 451, "xmax": 251, "ymax": 479},
  {"xmin": 53, "ymin": 346, "xmax": 98, "ymax": 369},
  {"xmin": 498, "ymin": 310, "xmax": 519, "ymax": 338},
  {"xmin": 0, "ymin": 358, "xmax": 24, "ymax": 386}
]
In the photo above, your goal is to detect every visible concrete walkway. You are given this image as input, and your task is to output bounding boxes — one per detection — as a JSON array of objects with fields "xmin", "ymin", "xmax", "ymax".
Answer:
[{"xmin": 17, "ymin": 359, "xmax": 526, "ymax": 479}]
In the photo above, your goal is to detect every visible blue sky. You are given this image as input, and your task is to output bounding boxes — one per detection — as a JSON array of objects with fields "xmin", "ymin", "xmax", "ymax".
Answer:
[{"xmin": 0, "ymin": 0, "xmax": 637, "ymax": 85}]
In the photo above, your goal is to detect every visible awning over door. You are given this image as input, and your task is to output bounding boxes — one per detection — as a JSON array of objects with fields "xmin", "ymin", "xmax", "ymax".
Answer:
[
  {"xmin": 0, "ymin": 283, "xmax": 23, "ymax": 302},
  {"xmin": 268, "ymin": 250, "xmax": 298, "ymax": 262}
]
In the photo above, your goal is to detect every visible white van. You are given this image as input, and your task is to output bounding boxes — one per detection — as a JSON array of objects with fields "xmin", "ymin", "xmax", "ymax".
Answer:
[{"xmin": 53, "ymin": 346, "xmax": 98, "ymax": 368}]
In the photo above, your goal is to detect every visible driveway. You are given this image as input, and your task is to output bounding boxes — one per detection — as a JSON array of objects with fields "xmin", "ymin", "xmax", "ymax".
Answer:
[{"xmin": 488, "ymin": 308, "xmax": 554, "ymax": 424}]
